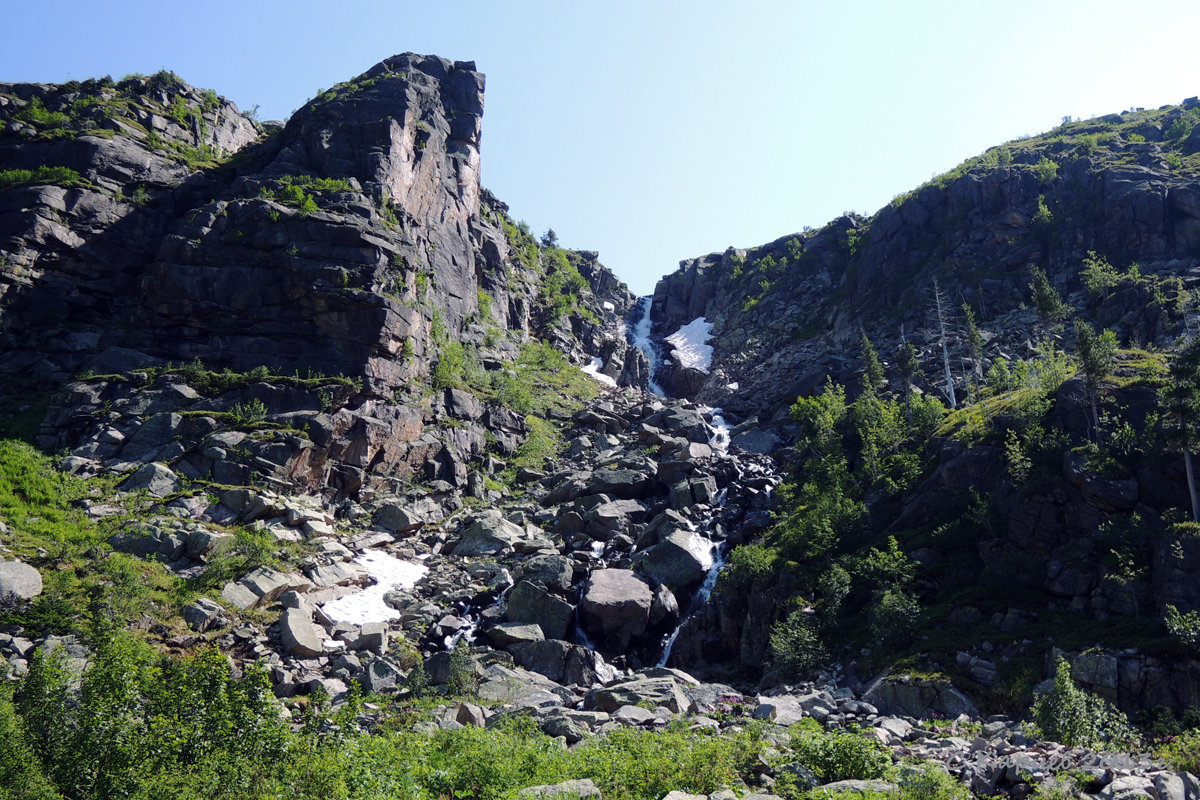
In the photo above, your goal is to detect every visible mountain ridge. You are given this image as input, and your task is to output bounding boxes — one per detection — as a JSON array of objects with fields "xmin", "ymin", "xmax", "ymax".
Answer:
[{"xmin": 5, "ymin": 55, "xmax": 1200, "ymax": 799}]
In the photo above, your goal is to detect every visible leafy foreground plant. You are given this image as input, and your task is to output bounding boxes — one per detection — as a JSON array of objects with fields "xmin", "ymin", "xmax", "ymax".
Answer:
[
  {"xmin": 1031, "ymin": 656, "xmax": 1139, "ymax": 751},
  {"xmin": 0, "ymin": 637, "xmax": 769, "ymax": 800}
]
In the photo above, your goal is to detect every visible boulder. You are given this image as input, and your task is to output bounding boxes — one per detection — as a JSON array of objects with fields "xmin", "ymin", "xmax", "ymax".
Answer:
[
  {"xmin": 508, "ymin": 639, "xmax": 572, "ymax": 683},
  {"xmin": 517, "ymin": 779, "xmax": 601, "ymax": 799},
  {"xmin": 518, "ymin": 554, "xmax": 573, "ymax": 592},
  {"xmin": 220, "ymin": 580, "xmax": 260, "ymax": 610},
  {"xmin": 751, "ymin": 695, "xmax": 807, "ymax": 726},
  {"xmin": 485, "ymin": 622, "xmax": 546, "ymax": 648},
  {"xmin": 119, "ymin": 462, "xmax": 179, "ymax": 497},
  {"xmin": 590, "ymin": 468, "xmax": 655, "ymax": 500},
  {"xmin": 862, "ymin": 675, "xmax": 980, "ymax": 719},
  {"xmin": 375, "ymin": 501, "xmax": 427, "ymax": 533},
  {"xmin": 591, "ymin": 677, "xmax": 695, "ymax": 714},
  {"xmin": 633, "ymin": 529, "xmax": 711, "ymax": 593},
  {"xmin": 184, "ymin": 528, "xmax": 229, "ymax": 560},
  {"xmin": 612, "ymin": 704, "xmax": 658, "ymax": 725},
  {"xmin": 578, "ymin": 569, "xmax": 653, "ymax": 651},
  {"xmin": 0, "ymin": 561, "xmax": 43, "ymax": 600},
  {"xmin": 584, "ymin": 499, "xmax": 647, "ymax": 540},
  {"xmin": 280, "ymin": 607, "xmax": 325, "ymax": 657},
  {"xmin": 505, "ymin": 580, "xmax": 575, "ymax": 640},
  {"xmin": 240, "ymin": 566, "xmax": 306, "ymax": 603},
  {"xmin": 182, "ymin": 597, "xmax": 224, "ymax": 632},
  {"xmin": 359, "ymin": 658, "xmax": 404, "ymax": 693},
  {"xmin": 453, "ymin": 510, "xmax": 526, "ymax": 556}
]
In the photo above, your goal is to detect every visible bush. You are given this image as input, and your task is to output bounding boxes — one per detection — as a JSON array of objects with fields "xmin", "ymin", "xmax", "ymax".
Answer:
[
  {"xmin": 431, "ymin": 341, "xmax": 467, "ymax": 390},
  {"xmin": 1032, "ymin": 656, "xmax": 1138, "ymax": 750},
  {"xmin": 769, "ymin": 609, "xmax": 827, "ymax": 681},
  {"xmin": 1164, "ymin": 604, "xmax": 1200, "ymax": 650},
  {"xmin": 1160, "ymin": 730, "xmax": 1200, "ymax": 775},
  {"xmin": 790, "ymin": 727, "xmax": 891, "ymax": 783},
  {"xmin": 1035, "ymin": 156, "xmax": 1060, "ymax": 183},
  {"xmin": 1080, "ymin": 251, "xmax": 1121, "ymax": 296},
  {"xmin": 868, "ymin": 588, "xmax": 921, "ymax": 646},
  {"xmin": 446, "ymin": 640, "xmax": 478, "ymax": 696},
  {"xmin": 229, "ymin": 398, "xmax": 268, "ymax": 424},
  {"xmin": 0, "ymin": 166, "xmax": 86, "ymax": 191},
  {"xmin": 716, "ymin": 543, "xmax": 775, "ymax": 611}
]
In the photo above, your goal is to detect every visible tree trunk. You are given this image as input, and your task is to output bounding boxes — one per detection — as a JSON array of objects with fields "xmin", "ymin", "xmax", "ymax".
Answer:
[
  {"xmin": 1186, "ymin": 448, "xmax": 1200, "ymax": 524},
  {"xmin": 933, "ymin": 280, "xmax": 957, "ymax": 409}
]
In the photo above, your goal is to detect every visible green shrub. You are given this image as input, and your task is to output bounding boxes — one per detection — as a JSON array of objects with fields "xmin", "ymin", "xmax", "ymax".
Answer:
[
  {"xmin": 769, "ymin": 609, "xmax": 827, "ymax": 680},
  {"xmin": 868, "ymin": 588, "xmax": 921, "ymax": 646},
  {"xmin": 894, "ymin": 762, "xmax": 971, "ymax": 800},
  {"xmin": 446, "ymin": 639, "xmax": 478, "ymax": 696},
  {"xmin": 1080, "ymin": 251, "xmax": 1121, "ymax": 296},
  {"xmin": 229, "ymin": 398, "xmax": 268, "ymax": 424},
  {"xmin": 1032, "ymin": 656, "xmax": 1138, "ymax": 750},
  {"xmin": 1164, "ymin": 604, "xmax": 1200, "ymax": 650},
  {"xmin": 1160, "ymin": 729, "xmax": 1200, "ymax": 775},
  {"xmin": 15, "ymin": 97, "xmax": 69, "ymax": 128},
  {"xmin": 1166, "ymin": 117, "xmax": 1192, "ymax": 140},
  {"xmin": 1035, "ymin": 156, "xmax": 1060, "ymax": 183},
  {"xmin": 716, "ymin": 543, "xmax": 776, "ymax": 608},
  {"xmin": 431, "ymin": 341, "xmax": 467, "ymax": 390},
  {"xmin": 0, "ymin": 166, "xmax": 86, "ymax": 191},
  {"xmin": 790, "ymin": 727, "xmax": 891, "ymax": 783},
  {"xmin": 1033, "ymin": 194, "xmax": 1054, "ymax": 226}
]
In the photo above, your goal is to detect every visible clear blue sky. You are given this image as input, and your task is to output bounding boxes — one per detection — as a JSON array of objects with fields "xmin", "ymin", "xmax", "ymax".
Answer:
[{"xmin": 4, "ymin": 0, "xmax": 1199, "ymax": 296}]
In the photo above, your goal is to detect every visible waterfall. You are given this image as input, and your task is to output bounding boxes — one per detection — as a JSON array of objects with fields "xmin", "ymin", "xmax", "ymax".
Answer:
[
  {"xmin": 630, "ymin": 295, "xmax": 665, "ymax": 396},
  {"xmin": 656, "ymin": 408, "xmax": 755, "ymax": 667}
]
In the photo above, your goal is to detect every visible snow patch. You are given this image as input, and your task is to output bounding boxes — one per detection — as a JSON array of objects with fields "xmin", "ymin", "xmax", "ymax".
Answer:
[
  {"xmin": 322, "ymin": 550, "xmax": 428, "ymax": 625},
  {"xmin": 727, "ymin": 382, "xmax": 739, "ymax": 391},
  {"xmin": 582, "ymin": 357, "xmax": 618, "ymax": 387},
  {"xmin": 665, "ymin": 317, "xmax": 714, "ymax": 373}
]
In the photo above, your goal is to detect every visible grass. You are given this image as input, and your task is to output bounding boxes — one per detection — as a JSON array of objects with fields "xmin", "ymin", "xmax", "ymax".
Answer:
[
  {"xmin": 0, "ymin": 439, "xmax": 182, "ymax": 636},
  {"xmin": 0, "ymin": 166, "xmax": 90, "ymax": 191},
  {"xmin": 82, "ymin": 358, "xmax": 364, "ymax": 397}
]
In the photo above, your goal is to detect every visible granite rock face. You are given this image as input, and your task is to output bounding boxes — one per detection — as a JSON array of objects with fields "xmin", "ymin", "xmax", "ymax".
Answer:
[{"xmin": 4, "ymin": 55, "xmax": 642, "ymax": 495}]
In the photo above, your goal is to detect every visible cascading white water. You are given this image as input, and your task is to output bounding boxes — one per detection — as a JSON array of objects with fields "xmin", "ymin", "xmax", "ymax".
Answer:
[
  {"xmin": 630, "ymin": 295, "xmax": 666, "ymax": 396},
  {"xmin": 656, "ymin": 408, "xmax": 745, "ymax": 667}
]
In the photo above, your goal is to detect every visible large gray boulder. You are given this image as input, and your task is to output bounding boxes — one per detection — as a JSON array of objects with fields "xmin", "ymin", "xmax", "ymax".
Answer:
[
  {"xmin": 517, "ymin": 779, "xmax": 601, "ymax": 799},
  {"xmin": 518, "ymin": 554, "xmax": 574, "ymax": 592},
  {"xmin": 453, "ymin": 510, "xmax": 525, "ymax": 556},
  {"xmin": 633, "ymin": 529, "xmax": 711, "ymax": 593},
  {"xmin": 591, "ymin": 676, "xmax": 696, "ymax": 714},
  {"xmin": 508, "ymin": 639, "xmax": 572, "ymax": 684},
  {"xmin": 578, "ymin": 569, "xmax": 653, "ymax": 651},
  {"xmin": 280, "ymin": 607, "xmax": 325, "ymax": 657},
  {"xmin": 0, "ymin": 561, "xmax": 43, "ymax": 599},
  {"xmin": 119, "ymin": 462, "xmax": 179, "ymax": 497},
  {"xmin": 862, "ymin": 674, "xmax": 980, "ymax": 719},
  {"xmin": 505, "ymin": 580, "xmax": 574, "ymax": 640}
]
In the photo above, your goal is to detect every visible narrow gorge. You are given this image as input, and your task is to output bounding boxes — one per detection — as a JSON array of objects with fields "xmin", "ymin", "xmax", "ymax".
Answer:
[{"xmin": 5, "ymin": 53, "xmax": 1200, "ymax": 799}]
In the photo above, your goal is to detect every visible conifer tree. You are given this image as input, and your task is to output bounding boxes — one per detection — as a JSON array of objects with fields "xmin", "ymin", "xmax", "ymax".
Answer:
[
  {"xmin": 859, "ymin": 332, "xmax": 884, "ymax": 395},
  {"xmin": 1030, "ymin": 264, "xmax": 1068, "ymax": 325},
  {"xmin": 896, "ymin": 340, "xmax": 919, "ymax": 424},
  {"xmin": 1074, "ymin": 319, "xmax": 1117, "ymax": 441}
]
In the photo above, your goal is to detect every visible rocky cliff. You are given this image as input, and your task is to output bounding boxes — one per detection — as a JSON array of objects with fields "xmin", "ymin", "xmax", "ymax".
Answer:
[
  {"xmin": 639, "ymin": 99, "xmax": 1200, "ymax": 723},
  {"xmin": 8, "ymin": 55, "xmax": 1200, "ymax": 800},
  {"xmin": 649, "ymin": 100, "xmax": 1200, "ymax": 423},
  {"xmin": 1, "ymin": 55, "xmax": 645, "ymax": 496}
]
